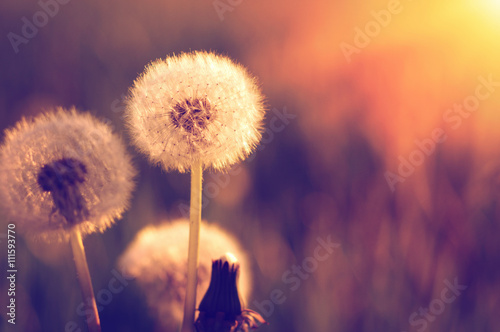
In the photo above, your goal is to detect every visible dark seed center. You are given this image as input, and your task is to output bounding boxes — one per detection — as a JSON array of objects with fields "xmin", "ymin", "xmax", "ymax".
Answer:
[
  {"xmin": 170, "ymin": 98, "xmax": 213, "ymax": 135},
  {"xmin": 37, "ymin": 158, "xmax": 89, "ymax": 225},
  {"xmin": 38, "ymin": 158, "xmax": 87, "ymax": 192}
]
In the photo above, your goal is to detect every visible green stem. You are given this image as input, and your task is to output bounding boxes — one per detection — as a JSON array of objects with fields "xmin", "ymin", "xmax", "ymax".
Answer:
[
  {"xmin": 181, "ymin": 160, "xmax": 203, "ymax": 332},
  {"xmin": 70, "ymin": 229, "xmax": 101, "ymax": 332}
]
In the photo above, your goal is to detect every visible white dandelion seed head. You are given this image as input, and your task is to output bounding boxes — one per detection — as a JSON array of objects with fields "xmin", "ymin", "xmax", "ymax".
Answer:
[
  {"xmin": 125, "ymin": 51, "xmax": 266, "ymax": 172},
  {"xmin": 118, "ymin": 218, "xmax": 251, "ymax": 331},
  {"xmin": 0, "ymin": 108, "xmax": 136, "ymax": 242}
]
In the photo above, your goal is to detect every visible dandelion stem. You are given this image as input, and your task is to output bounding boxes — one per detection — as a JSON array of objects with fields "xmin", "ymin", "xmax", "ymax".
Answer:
[
  {"xmin": 70, "ymin": 229, "xmax": 101, "ymax": 332},
  {"xmin": 181, "ymin": 160, "xmax": 203, "ymax": 332}
]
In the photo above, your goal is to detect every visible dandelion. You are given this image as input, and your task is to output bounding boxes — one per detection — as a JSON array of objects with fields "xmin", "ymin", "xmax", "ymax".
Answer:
[
  {"xmin": 118, "ymin": 219, "xmax": 252, "ymax": 332},
  {"xmin": 125, "ymin": 51, "xmax": 265, "ymax": 173},
  {"xmin": 125, "ymin": 51, "xmax": 266, "ymax": 332},
  {"xmin": 0, "ymin": 108, "xmax": 135, "ymax": 241},
  {"xmin": 0, "ymin": 108, "xmax": 136, "ymax": 332}
]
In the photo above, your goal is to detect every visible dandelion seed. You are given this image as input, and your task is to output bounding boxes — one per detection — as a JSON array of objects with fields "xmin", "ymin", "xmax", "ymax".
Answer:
[
  {"xmin": 125, "ymin": 51, "xmax": 266, "ymax": 172},
  {"xmin": 118, "ymin": 219, "xmax": 251, "ymax": 331},
  {"xmin": 0, "ymin": 107, "xmax": 136, "ymax": 242},
  {"xmin": 0, "ymin": 107, "xmax": 136, "ymax": 332}
]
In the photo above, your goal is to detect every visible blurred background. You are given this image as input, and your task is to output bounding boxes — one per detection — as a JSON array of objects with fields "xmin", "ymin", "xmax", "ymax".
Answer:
[{"xmin": 1, "ymin": 0, "xmax": 500, "ymax": 331}]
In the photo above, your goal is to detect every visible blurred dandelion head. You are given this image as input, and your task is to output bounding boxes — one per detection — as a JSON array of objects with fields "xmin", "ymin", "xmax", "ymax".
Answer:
[
  {"xmin": 125, "ymin": 51, "xmax": 266, "ymax": 172},
  {"xmin": 118, "ymin": 219, "xmax": 251, "ymax": 331},
  {"xmin": 0, "ymin": 108, "xmax": 136, "ymax": 242}
]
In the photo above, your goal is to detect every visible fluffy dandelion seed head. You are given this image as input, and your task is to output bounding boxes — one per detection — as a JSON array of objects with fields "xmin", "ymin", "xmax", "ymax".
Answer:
[
  {"xmin": 0, "ymin": 108, "xmax": 136, "ymax": 242},
  {"xmin": 126, "ymin": 51, "xmax": 266, "ymax": 172},
  {"xmin": 118, "ymin": 219, "xmax": 251, "ymax": 331},
  {"xmin": 37, "ymin": 158, "xmax": 87, "ymax": 192}
]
